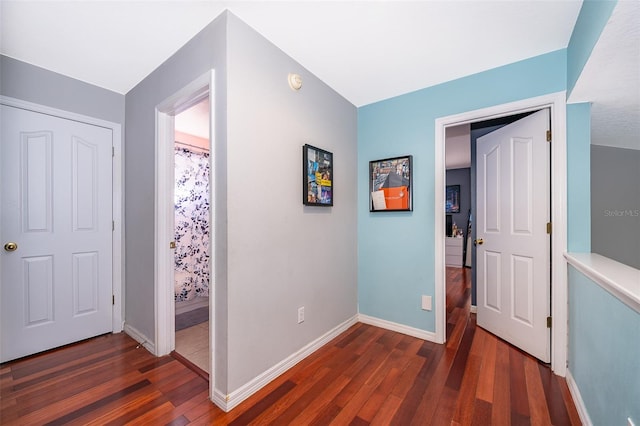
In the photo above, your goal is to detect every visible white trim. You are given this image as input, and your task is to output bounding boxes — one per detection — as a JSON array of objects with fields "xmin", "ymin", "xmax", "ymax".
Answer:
[
  {"xmin": 434, "ymin": 91, "xmax": 568, "ymax": 375},
  {"xmin": 550, "ymin": 93, "xmax": 569, "ymax": 376},
  {"xmin": 0, "ymin": 95, "xmax": 125, "ymax": 334},
  {"xmin": 211, "ymin": 388, "xmax": 228, "ymax": 411},
  {"xmin": 470, "ymin": 305, "xmax": 477, "ymax": 314},
  {"xmin": 124, "ymin": 323, "xmax": 156, "ymax": 355},
  {"xmin": 358, "ymin": 314, "xmax": 438, "ymax": 342},
  {"xmin": 564, "ymin": 253, "xmax": 640, "ymax": 314},
  {"xmin": 175, "ymin": 297, "xmax": 209, "ymax": 315},
  {"xmin": 217, "ymin": 315, "xmax": 359, "ymax": 412},
  {"xmin": 112, "ymin": 121, "xmax": 125, "ymax": 333},
  {"xmin": 154, "ymin": 108, "xmax": 176, "ymax": 357},
  {"xmin": 566, "ymin": 369, "xmax": 593, "ymax": 426},
  {"xmin": 206, "ymin": 74, "xmax": 217, "ymax": 407},
  {"xmin": 434, "ymin": 117, "xmax": 447, "ymax": 344}
]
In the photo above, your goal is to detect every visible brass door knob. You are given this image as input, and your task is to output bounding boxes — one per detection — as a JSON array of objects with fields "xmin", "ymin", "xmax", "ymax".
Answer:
[
  {"xmin": 473, "ymin": 238, "xmax": 484, "ymax": 246},
  {"xmin": 4, "ymin": 242, "xmax": 18, "ymax": 252}
]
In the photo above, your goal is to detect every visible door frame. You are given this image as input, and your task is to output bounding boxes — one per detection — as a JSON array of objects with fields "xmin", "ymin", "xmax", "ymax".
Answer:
[
  {"xmin": 434, "ymin": 91, "xmax": 568, "ymax": 375},
  {"xmin": 0, "ymin": 95, "xmax": 125, "ymax": 334},
  {"xmin": 154, "ymin": 71, "xmax": 215, "ymax": 371}
]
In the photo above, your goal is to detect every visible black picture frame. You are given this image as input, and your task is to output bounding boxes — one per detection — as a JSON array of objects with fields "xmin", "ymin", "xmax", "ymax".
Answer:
[
  {"xmin": 369, "ymin": 155, "xmax": 413, "ymax": 212},
  {"xmin": 446, "ymin": 184, "xmax": 461, "ymax": 213},
  {"xmin": 303, "ymin": 144, "xmax": 333, "ymax": 206}
]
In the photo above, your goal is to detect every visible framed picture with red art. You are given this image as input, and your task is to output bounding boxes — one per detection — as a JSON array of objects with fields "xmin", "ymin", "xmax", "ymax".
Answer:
[{"xmin": 369, "ymin": 155, "xmax": 413, "ymax": 212}]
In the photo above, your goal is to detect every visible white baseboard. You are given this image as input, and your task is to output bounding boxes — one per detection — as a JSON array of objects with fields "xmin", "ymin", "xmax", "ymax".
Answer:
[
  {"xmin": 212, "ymin": 388, "xmax": 228, "ymax": 410},
  {"xmin": 175, "ymin": 297, "xmax": 209, "ymax": 315},
  {"xmin": 357, "ymin": 314, "xmax": 438, "ymax": 343},
  {"xmin": 123, "ymin": 323, "xmax": 156, "ymax": 355},
  {"xmin": 566, "ymin": 369, "xmax": 592, "ymax": 426},
  {"xmin": 215, "ymin": 315, "xmax": 359, "ymax": 412}
]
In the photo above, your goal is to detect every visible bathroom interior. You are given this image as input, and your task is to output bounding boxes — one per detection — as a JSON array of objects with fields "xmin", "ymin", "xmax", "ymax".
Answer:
[{"xmin": 173, "ymin": 98, "xmax": 211, "ymax": 374}]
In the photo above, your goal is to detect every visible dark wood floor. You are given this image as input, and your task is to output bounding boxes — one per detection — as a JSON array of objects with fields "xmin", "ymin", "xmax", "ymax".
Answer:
[{"xmin": 1, "ymin": 267, "xmax": 580, "ymax": 425}]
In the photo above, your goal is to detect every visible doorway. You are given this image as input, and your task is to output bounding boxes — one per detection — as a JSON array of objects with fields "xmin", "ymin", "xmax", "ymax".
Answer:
[
  {"xmin": 173, "ymin": 98, "xmax": 211, "ymax": 373},
  {"xmin": 442, "ymin": 114, "xmax": 535, "ymax": 349},
  {"xmin": 435, "ymin": 92, "xmax": 568, "ymax": 375},
  {"xmin": 474, "ymin": 109, "xmax": 551, "ymax": 362},
  {"xmin": 154, "ymin": 71, "xmax": 216, "ymax": 393},
  {"xmin": 444, "ymin": 111, "xmax": 537, "ymax": 315},
  {"xmin": 443, "ymin": 123, "xmax": 473, "ymax": 345}
]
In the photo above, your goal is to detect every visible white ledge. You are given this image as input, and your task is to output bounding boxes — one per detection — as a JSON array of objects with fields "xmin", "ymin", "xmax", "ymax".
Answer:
[{"xmin": 564, "ymin": 252, "xmax": 640, "ymax": 314}]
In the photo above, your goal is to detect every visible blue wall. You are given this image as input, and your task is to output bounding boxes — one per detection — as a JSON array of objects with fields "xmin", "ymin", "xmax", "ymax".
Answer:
[
  {"xmin": 564, "ymin": 4, "xmax": 639, "ymax": 424},
  {"xmin": 566, "ymin": 0, "xmax": 618, "ymax": 95},
  {"xmin": 568, "ymin": 266, "xmax": 640, "ymax": 425},
  {"xmin": 357, "ymin": 49, "xmax": 567, "ymax": 331},
  {"xmin": 566, "ymin": 103, "xmax": 591, "ymax": 252}
]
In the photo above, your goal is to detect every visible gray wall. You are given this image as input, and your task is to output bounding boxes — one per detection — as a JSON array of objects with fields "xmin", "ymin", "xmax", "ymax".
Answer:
[
  {"xmin": 591, "ymin": 145, "xmax": 640, "ymax": 269},
  {"xmin": 124, "ymin": 11, "xmax": 357, "ymax": 396},
  {"xmin": 225, "ymin": 13, "xmax": 357, "ymax": 392},
  {"xmin": 0, "ymin": 55, "xmax": 125, "ymax": 125},
  {"xmin": 124, "ymin": 12, "xmax": 229, "ymax": 388},
  {"xmin": 445, "ymin": 168, "xmax": 471, "ymax": 236}
]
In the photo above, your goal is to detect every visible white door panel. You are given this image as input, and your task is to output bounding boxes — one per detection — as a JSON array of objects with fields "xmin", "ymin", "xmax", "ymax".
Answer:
[
  {"xmin": 476, "ymin": 108, "xmax": 550, "ymax": 362},
  {"xmin": 483, "ymin": 251, "xmax": 501, "ymax": 312},
  {"xmin": 1, "ymin": 105, "xmax": 113, "ymax": 362}
]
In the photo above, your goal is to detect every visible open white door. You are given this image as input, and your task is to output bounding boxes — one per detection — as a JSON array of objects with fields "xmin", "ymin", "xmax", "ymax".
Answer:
[
  {"xmin": 1, "ymin": 105, "xmax": 113, "ymax": 362},
  {"xmin": 476, "ymin": 108, "xmax": 550, "ymax": 362}
]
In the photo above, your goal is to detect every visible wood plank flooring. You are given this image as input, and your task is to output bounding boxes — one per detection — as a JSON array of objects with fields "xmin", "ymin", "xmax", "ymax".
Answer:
[{"xmin": 1, "ymin": 267, "xmax": 581, "ymax": 425}]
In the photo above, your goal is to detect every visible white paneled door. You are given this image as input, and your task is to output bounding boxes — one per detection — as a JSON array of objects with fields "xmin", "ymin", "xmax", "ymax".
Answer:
[
  {"xmin": 476, "ymin": 108, "xmax": 550, "ymax": 363},
  {"xmin": 1, "ymin": 105, "xmax": 113, "ymax": 362}
]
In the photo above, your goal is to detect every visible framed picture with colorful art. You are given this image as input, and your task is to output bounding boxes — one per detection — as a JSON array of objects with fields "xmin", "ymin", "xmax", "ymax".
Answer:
[
  {"xmin": 303, "ymin": 144, "xmax": 333, "ymax": 206},
  {"xmin": 369, "ymin": 155, "xmax": 413, "ymax": 212},
  {"xmin": 445, "ymin": 184, "xmax": 460, "ymax": 213}
]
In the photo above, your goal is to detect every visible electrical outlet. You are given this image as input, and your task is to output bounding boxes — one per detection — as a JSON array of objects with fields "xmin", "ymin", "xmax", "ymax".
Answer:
[
  {"xmin": 421, "ymin": 295, "xmax": 432, "ymax": 311},
  {"xmin": 298, "ymin": 306, "xmax": 305, "ymax": 324}
]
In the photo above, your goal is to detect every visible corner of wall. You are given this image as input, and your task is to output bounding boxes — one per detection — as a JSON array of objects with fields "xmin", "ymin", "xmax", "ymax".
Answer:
[
  {"xmin": 566, "ymin": 102, "xmax": 591, "ymax": 252},
  {"xmin": 566, "ymin": 0, "xmax": 618, "ymax": 95}
]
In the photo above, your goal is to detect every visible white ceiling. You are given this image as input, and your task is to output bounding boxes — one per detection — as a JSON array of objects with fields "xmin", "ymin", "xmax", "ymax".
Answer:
[
  {"xmin": 0, "ymin": 0, "xmax": 583, "ymax": 107},
  {"xmin": 568, "ymin": 0, "xmax": 640, "ymax": 151}
]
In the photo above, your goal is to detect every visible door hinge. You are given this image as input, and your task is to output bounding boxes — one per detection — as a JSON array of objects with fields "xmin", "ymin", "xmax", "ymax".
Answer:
[
  {"xmin": 547, "ymin": 316, "xmax": 552, "ymax": 328},
  {"xmin": 112, "ymin": 146, "xmax": 115, "ymax": 157},
  {"xmin": 112, "ymin": 221, "xmax": 115, "ymax": 231},
  {"xmin": 112, "ymin": 295, "xmax": 115, "ymax": 305},
  {"xmin": 546, "ymin": 222, "xmax": 552, "ymax": 234},
  {"xmin": 546, "ymin": 130, "xmax": 551, "ymax": 142}
]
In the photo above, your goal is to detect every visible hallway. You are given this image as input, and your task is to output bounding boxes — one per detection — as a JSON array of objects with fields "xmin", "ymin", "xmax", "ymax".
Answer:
[{"xmin": 0, "ymin": 267, "xmax": 580, "ymax": 424}]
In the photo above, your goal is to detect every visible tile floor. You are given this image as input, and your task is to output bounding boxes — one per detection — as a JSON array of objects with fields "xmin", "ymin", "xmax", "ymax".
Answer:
[{"xmin": 175, "ymin": 320, "xmax": 209, "ymax": 373}]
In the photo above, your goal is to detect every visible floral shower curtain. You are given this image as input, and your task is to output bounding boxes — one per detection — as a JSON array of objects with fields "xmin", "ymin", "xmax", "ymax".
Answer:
[{"xmin": 174, "ymin": 147, "xmax": 210, "ymax": 302}]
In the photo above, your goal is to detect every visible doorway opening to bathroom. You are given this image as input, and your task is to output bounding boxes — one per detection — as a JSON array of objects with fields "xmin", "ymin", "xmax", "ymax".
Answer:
[
  {"xmin": 173, "ymin": 98, "xmax": 211, "ymax": 374},
  {"xmin": 154, "ymin": 71, "xmax": 216, "ymax": 393}
]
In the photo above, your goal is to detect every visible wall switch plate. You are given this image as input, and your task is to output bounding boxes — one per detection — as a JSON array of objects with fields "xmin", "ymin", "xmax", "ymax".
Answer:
[
  {"xmin": 298, "ymin": 306, "xmax": 305, "ymax": 324},
  {"xmin": 421, "ymin": 295, "xmax": 432, "ymax": 311}
]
